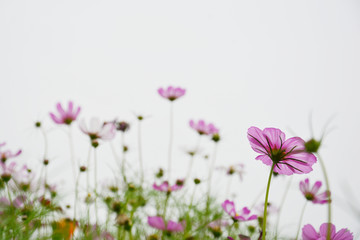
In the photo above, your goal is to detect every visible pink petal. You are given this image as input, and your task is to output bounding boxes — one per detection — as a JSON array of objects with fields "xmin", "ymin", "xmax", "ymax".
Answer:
[
  {"xmin": 49, "ymin": 113, "xmax": 63, "ymax": 124},
  {"xmin": 247, "ymin": 127, "xmax": 270, "ymax": 155},
  {"xmin": 262, "ymin": 128, "xmax": 286, "ymax": 150},
  {"xmin": 68, "ymin": 101, "xmax": 74, "ymax": 113},
  {"xmin": 311, "ymin": 181, "xmax": 322, "ymax": 195},
  {"xmin": 166, "ymin": 220, "xmax": 184, "ymax": 232},
  {"xmin": 319, "ymin": 223, "xmax": 336, "ymax": 239},
  {"xmin": 148, "ymin": 216, "xmax": 166, "ymax": 230},
  {"xmin": 302, "ymin": 224, "xmax": 320, "ymax": 240},
  {"xmin": 56, "ymin": 103, "xmax": 66, "ymax": 116},
  {"xmin": 222, "ymin": 200, "xmax": 236, "ymax": 217},
  {"xmin": 99, "ymin": 123, "xmax": 116, "ymax": 140},
  {"xmin": 158, "ymin": 88, "xmax": 165, "ymax": 98},
  {"xmin": 79, "ymin": 119, "xmax": 89, "ymax": 134},
  {"xmin": 333, "ymin": 228, "xmax": 354, "ymax": 240},
  {"xmin": 255, "ymin": 155, "xmax": 273, "ymax": 166}
]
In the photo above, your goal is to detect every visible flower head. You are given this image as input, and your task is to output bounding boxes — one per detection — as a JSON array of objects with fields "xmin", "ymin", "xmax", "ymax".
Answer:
[
  {"xmin": 147, "ymin": 216, "xmax": 184, "ymax": 232},
  {"xmin": 79, "ymin": 118, "xmax": 116, "ymax": 141},
  {"xmin": 153, "ymin": 180, "xmax": 184, "ymax": 193},
  {"xmin": 247, "ymin": 127, "xmax": 317, "ymax": 175},
  {"xmin": 0, "ymin": 161, "xmax": 17, "ymax": 182},
  {"xmin": 300, "ymin": 178, "xmax": 330, "ymax": 204},
  {"xmin": 49, "ymin": 101, "xmax": 81, "ymax": 125},
  {"xmin": 221, "ymin": 200, "xmax": 257, "ymax": 222},
  {"xmin": 218, "ymin": 164, "xmax": 245, "ymax": 181},
  {"xmin": 302, "ymin": 223, "xmax": 353, "ymax": 240},
  {"xmin": 158, "ymin": 86, "xmax": 186, "ymax": 101},
  {"xmin": 189, "ymin": 120, "xmax": 219, "ymax": 136},
  {"xmin": 116, "ymin": 121, "xmax": 130, "ymax": 132}
]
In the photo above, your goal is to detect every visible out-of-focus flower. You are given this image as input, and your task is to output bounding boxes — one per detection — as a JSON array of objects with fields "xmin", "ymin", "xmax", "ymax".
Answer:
[
  {"xmin": 116, "ymin": 121, "xmax": 130, "ymax": 132},
  {"xmin": 222, "ymin": 200, "xmax": 257, "ymax": 222},
  {"xmin": 218, "ymin": 164, "xmax": 245, "ymax": 181},
  {"xmin": 247, "ymin": 127, "xmax": 317, "ymax": 175},
  {"xmin": 0, "ymin": 162, "xmax": 17, "ymax": 182},
  {"xmin": 254, "ymin": 202, "xmax": 278, "ymax": 217},
  {"xmin": 84, "ymin": 224, "xmax": 114, "ymax": 240},
  {"xmin": 228, "ymin": 235, "xmax": 251, "ymax": 240},
  {"xmin": 302, "ymin": 223, "xmax": 353, "ymax": 240},
  {"xmin": 208, "ymin": 220, "xmax": 229, "ymax": 237},
  {"xmin": 52, "ymin": 218, "xmax": 77, "ymax": 240},
  {"xmin": 49, "ymin": 101, "xmax": 81, "ymax": 125},
  {"xmin": 0, "ymin": 144, "xmax": 22, "ymax": 162},
  {"xmin": 79, "ymin": 118, "xmax": 116, "ymax": 141},
  {"xmin": 153, "ymin": 180, "xmax": 184, "ymax": 193},
  {"xmin": 147, "ymin": 216, "xmax": 184, "ymax": 232},
  {"xmin": 0, "ymin": 142, "xmax": 5, "ymax": 148},
  {"xmin": 189, "ymin": 120, "xmax": 219, "ymax": 136},
  {"xmin": 158, "ymin": 86, "xmax": 186, "ymax": 101},
  {"xmin": 300, "ymin": 178, "xmax": 330, "ymax": 204}
]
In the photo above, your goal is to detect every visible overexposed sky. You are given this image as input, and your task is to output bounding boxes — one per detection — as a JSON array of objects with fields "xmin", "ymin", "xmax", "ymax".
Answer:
[{"xmin": 1, "ymin": 0, "xmax": 360, "ymax": 237}]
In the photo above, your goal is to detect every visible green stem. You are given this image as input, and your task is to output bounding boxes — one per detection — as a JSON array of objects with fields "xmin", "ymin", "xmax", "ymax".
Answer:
[
  {"xmin": 121, "ymin": 133, "xmax": 128, "ymax": 184},
  {"xmin": 94, "ymin": 148, "xmax": 98, "ymax": 224},
  {"xmin": 317, "ymin": 153, "xmax": 332, "ymax": 240},
  {"xmin": 207, "ymin": 142, "xmax": 218, "ymax": 198},
  {"xmin": 295, "ymin": 201, "xmax": 307, "ymax": 240},
  {"xmin": 6, "ymin": 183, "xmax": 12, "ymax": 204},
  {"xmin": 163, "ymin": 194, "xmax": 170, "ymax": 220},
  {"xmin": 68, "ymin": 126, "xmax": 77, "ymax": 184},
  {"xmin": 262, "ymin": 163, "xmax": 275, "ymax": 240},
  {"xmin": 138, "ymin": 120, "xmax": 144, "ymax": 185},
  {"xmin": 167, "ymin": 102, "xmax": 174, "ymax": 181}
]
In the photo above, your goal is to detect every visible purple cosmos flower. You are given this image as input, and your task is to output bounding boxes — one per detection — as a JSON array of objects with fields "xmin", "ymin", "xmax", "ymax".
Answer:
[
  {"xmin": 300, "ymin": 178, "xmax": 330, "ymax": 204},
  {"xmin": 148, "ymin": 216, "xmax": 184, "ymax": 232},
  {"xmin": 189, "ymin": 120, "xmax": 219, "ymax": 136},
  {"xmin": 158, "ymin": 86, "xmax": 186, "ymax": 101},
  {"xmin": 153, "ymin": 180, "xmax": 184, "ymax": 193},
  {"xmin": 247, "ymin": 127, "xmax": 317, "ymax": 175},
  {"xmin": 49, "ymin": 101, "xmax": 81, "ymax": 125},
  {"xmin": 79, "ymin": 118, "xmax": 116, "ymax": 141},
  {"xmin": 0, "ymin": 144, "xmax": 22, "ymax": 162},
  {"xmin": 222, "ymin": 200, "xmax": 257, "ymax": 221},
  {"xmin": 302, "ymin": 223, "xmax": 353, "ymax": 240}
]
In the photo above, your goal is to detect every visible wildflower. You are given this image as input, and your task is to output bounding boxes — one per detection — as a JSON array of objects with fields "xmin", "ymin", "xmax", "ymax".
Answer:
[
  {"xmin": 218, "ymin": 164, "xmax": 245, "ymax": 181},
  {"xmin": 0, "ymin": 145, "xmax": 22, "ymax": 163},
  {"xmin": 0, "ymin": 162, "xmax": 17, "ymax": 182},
  {"xmin": 254, "ymin": 202, "xmax": 278, "ymax": 216},
  {"xmin": 247, "ymin": 127, "xmax": 317, "ymax": 175},
  {"xmin": 302, "ymin": 223, "xmax": 353, "ymax": 240},
  {"xmin": 147, "ymin": 216, "xmax": 184, "ymax": 232},
  {"xmin": 222, "ymin": 200, "xmax": 257, "ymax": 222},
  {"xmin": 153, "ymin": 180, "xmax": 184, "ymax": 193},
  {"xmin": 116, "ymin": 121, "xmax": 130, "ymax": 132},
  {"xmin": 158, "ymin": 86, "xmax": 186, "ymax": 101},
  {"xmin": 79, "ymin": 117, "xmax": 116, "ymax": 141},
  {"xmin": 300, "ymin": 178, "xmax": 330, "ymax": 204},
  {"xmin": 49, "ymin": 101, "xmax": 81, "ymax": 125},
  {"xmin": 208, "ymin": 220, "xmax": 229, "ymax": 237},
  {"xmin": 189, "ymin": 120, "xmax": 219, "ymax": 136}
]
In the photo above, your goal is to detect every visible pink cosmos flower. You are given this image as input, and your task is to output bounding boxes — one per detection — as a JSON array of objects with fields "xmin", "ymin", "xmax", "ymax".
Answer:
[
  {"xmin": 189, "ymin": 120, "xmax": 219, "ymax": 135},
  {"xmin": 79, "ymin": 118, "xmax": 116, "ymax": 141},
  {"xmin": 148, "ymin": 216, "xmax": 184, "ymax": 232},
  {"xmin": 221, "ymin": 200, "xmax": 257, "ymax": 222},
  {"xmin": 247, "ymin": 127, "xmax": 317, "ymax": 175},
  {"xmin": 0, "ymin": 148, "xmax": 22, "ymax": 163},
  {"xmin": 152, "ymin": 180, "xmax": 184, "ymax": 193},
  {"xmin": 158, "ymin": 86, "xmax": 186, "ymax": 101},
  {"xmin": 49, "ymin": 101, "xmax": 81, "ymax": 125},
  {"xmin": 0, "ymin": 161, "xmax": 17, "ymax": 178},
  {"xmin": 300, "ymin": 178, "xmax": 330, "ymax": 204},
  {"xmin": 218, "ymin": 164, "xmax": 245, "ymax": 181},
  {"xmin": 302, "ymin": 223, "xmax": 353, "ymax": 240}
]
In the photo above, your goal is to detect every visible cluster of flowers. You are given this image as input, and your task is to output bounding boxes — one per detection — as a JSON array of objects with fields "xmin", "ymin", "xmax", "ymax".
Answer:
[{"xmin": 0, "ymin": 85, "xmax": 354, "ymax": 240}]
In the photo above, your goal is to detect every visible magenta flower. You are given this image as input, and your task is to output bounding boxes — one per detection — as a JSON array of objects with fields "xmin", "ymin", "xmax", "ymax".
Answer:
[
  {"xmin": 302, "ymin": 223, "xmax": 353, "ymax": 240},
  {"xmin": 153, "ymin": 180, "xmax": 184, "ymax": 193},
  {"xmin": 222, "ymin": 200, "xmax": 257, "ymax": 222},
  {"xmin": 247, "ymin": 127, "xmax": 317, "ymax": 175},
  {"xmin": 49, "ymin": 101, "xmax": 81, "ymax": 125},
  {"xmin": 148, "ymin": 216, "xmax": 184, "ymax": 232},
  {"xmin": 300, "ymin": 178, "xmax": 330, "ymax": 204},
  {"xmin": 158, "ymin": 86, "xmax": 186, "ymax": 101},
  {"xmin": 79, "ymin": 118, "xmax": 116, "ymax": 141},
  {"xmin": 189, "ymin": 120, "xmax": 219, "ymax": 136},
  {"xmin": 0, "ymin": 147, "xmax": 21, "ymax": 163}
]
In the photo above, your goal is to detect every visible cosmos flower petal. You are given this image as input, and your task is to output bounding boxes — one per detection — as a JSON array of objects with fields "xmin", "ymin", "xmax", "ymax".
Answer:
[
  {"xmin": 255, "ymin": 155, "xmax": 273, "ymax": 166},
  {"xmin": 302, "ymin": 224, "xmax": 320, "ymax": 240},
  {"xmin": 319, "ymin": 223, "xmax": 336, "ymax": 239},
  {"xmin": 247, "ymin": 127, "xmax": 270, "ymax": 154},
  {"xmin": 148, "ymin": 216, "xmax": 166, "ymax": 230},
  {"xmin": 263, "ymin": 128, "xmax": 286, "ymax": 149},
  {"xmin": 166, "ymin": 220, "xmax": 184, "ymax": 232}
]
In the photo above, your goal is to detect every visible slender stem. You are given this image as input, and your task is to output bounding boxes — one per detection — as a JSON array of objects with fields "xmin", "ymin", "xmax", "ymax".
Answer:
[
  {"xmin": 275, "ymin": 176, "xmax": 293, "ymax": 238},
  {"xmin": 295, "ymin": 201, "xmax": 307, "ymax": 240},
  {"xmin": 185, "ymin": 136, "xmax": 202, "ymax": 182},
  {"xmin": 163, "ymin": 194, "xmax": 170, "ymax": 220},
  {"xmin": 74, "ymin": 172, "xmax": 80, "ymax": 220},
  {"xmin": 207, "ymin": 142, "xmax": 218, "ymax": 197},
  {"xmin": 168, "ymin": 102, "xmax": 174, "ymax": 181},
  {"xmin": 94, "ymin": 147, "xmax": 98, "ymax": 224},
  {"xmin": 6, "ymin": 183, "xmax": 12, "ymax": 204},
  {"xmin": 317, "ymin": 153, "xmax": 332, "ymax": 240},
  {"xmin": 262, "ymin": 163, "xmax": 275, "ymax": 240},
  {"xmin": 87, "ymin": 146, "xmax": 92, "ymax": 193},
  {"xmin": 138, "ymin": 120, "xmax": 144, "ymax": 184},
  {"xmin": 121, "ymin": 133, "xmax": 128, "ymax": 184},
  {"xmin": 68, "ymin": 127, "xmax": 77, "ymax": 184},
  {"xmin": 40, "ymin": 127, "xmax": 48, "ymax": 160}
]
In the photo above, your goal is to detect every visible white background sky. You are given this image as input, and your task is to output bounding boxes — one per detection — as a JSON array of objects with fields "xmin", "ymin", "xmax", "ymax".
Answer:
[{"xmin": 1, "ymin": 0, "xmax": 360, "ymax": 238}]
